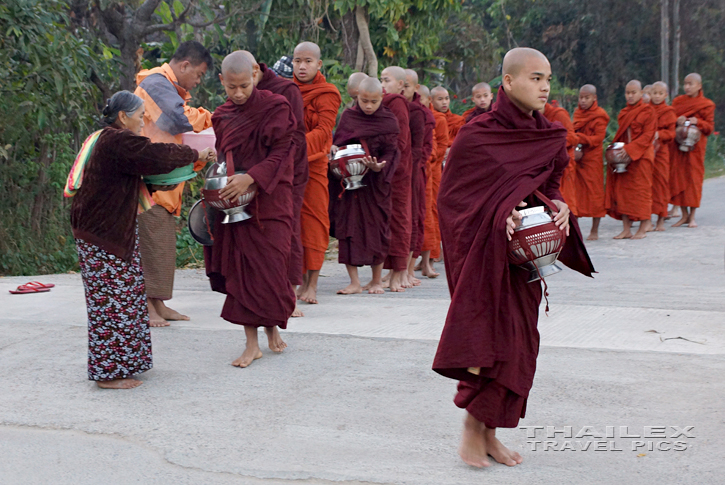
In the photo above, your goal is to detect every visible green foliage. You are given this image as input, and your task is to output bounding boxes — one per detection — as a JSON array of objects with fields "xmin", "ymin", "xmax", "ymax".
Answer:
[{"xmin": 705, "ymin": 134, "xmax": 725, "ymax": 179}]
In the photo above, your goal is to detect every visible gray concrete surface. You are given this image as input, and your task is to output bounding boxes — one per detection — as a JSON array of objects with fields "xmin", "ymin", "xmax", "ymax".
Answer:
[{"xmin": 2, "ymin": 177, "xmax": 725, "ymax": 484}]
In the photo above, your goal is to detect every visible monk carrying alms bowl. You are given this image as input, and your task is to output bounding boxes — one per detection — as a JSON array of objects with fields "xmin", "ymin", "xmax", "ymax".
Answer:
[
  {"xmin": 675, "ymin": 120, "xmax": 701, "ymax": 152},
  {"xmin": 508, "ymin": 195, "xmax": 567, "ymax": 283},
  {"xmin": 202, "ymin": 155, "xmax": 257, "ymax": 224},
  {"xmin": 330, "ymin": 144, "xmax": 369, "ymax": 190},
  {"xmin": 605, "ymin": 142, "xmax": 632, "ymax": 173}
]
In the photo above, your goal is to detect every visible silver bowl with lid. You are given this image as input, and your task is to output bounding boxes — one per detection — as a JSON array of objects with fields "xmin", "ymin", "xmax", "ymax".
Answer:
[{"xmin": 330, "ymin": 144, "xmax": 369, "ymax": 190}]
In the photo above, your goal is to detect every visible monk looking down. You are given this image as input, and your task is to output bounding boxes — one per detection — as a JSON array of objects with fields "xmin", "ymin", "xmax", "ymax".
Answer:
[
  {"xmin": 542, "ymin": 101, "xmax": 579, "ymax": 216},
  {"xmin": 463, "ymin": 82, "xmax": 493, "ymax": 123},
  {"xmin": 434, "ymin": 47, "xmax": 594, "ymax": 469},
  {"xmin": 237, "ymin": 50, "xmax": 309, "ymax": 317},
  {"xmin": 380, "ymin": 66, "xmax": 413, "ymax": 292},
  {"xmin": 670, "ymin": 73, "xmax": 716, "ymax": 228},
  {"xmin": 204, "ymin": 52, "xmax": 296, "ymax": 368},
  {"xmin": 294, "ymin": 42, "xmax": 342, "ymax": 304},
  {"xmin": 606, "ymin": 80, "xmax": 657, "ymax": 239},
  {"xmin": 649, "ymin": 81, "xmax": 677, "ymax": 232},
  {"xmin": 418, "ymin": 85, "xmax": 448, "ymax": 278},
  {"xmin": 329, "ymin": 78, "xmax": 400, "ymax": 295},
  {"xmin": 573, "ymin": 84, "xmax": 610, "ymax": 240}
]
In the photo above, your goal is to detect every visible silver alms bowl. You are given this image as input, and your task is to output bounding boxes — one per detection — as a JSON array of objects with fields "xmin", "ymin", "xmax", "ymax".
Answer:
[{"xmin": 331, "ymin": 144, "xmax": 369, "ymax": 190}]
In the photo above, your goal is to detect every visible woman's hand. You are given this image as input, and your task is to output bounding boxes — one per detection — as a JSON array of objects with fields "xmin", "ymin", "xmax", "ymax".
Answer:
[
  {"xmin": 360, "ymin": 156, "xmax": 386, "ymax": 172},
  {"xmin": 198, "ymin": 148, "xmax": 216, "ymax": 164},
  {"xmin": 219, "ymin": 173, "xmax": 255, "ymax": 201},
  {"xmin": 506, "ymin": 201, "xmax": 527, "ymax": 241},
  {"xmin": 552, "ymin": 199, "xmax": 571, "ymax": 236}
]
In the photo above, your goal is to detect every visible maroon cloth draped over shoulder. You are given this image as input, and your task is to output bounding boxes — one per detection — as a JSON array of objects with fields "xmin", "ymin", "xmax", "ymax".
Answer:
[
  {"xmin": 204, "ymin": 88, "xmax": 296, "ymax": 328},
  {"xmin": 433, "ymin": 87, "xmax": 594, "ymax": 427},
  {"xmin": 329, "ymin": 105, "xmax": 401, "ymax": 266},
  {"xmin": 257, "ymin": 63, "xmax": 308, "ymax": 285},
  {"xmin": 464, "ymin": 105, "xmax": 491, "ymax": 124},
  {"xmin": 409, "ymin": 93, "xmax": 433, "ymax": 256},
  {"xmin": 381, "ymin": 93, "xmax": 412, "ymax": 271}
]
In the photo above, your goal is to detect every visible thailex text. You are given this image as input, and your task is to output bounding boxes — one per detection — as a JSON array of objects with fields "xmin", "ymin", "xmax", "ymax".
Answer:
[{"xmin": 519, "ymin": 426, "xmax": 695, "ymax": 452}]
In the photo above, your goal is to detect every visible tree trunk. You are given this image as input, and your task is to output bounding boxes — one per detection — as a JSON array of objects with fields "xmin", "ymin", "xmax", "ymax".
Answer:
[
  {"xmin": 671, "ymin": 0, "xmax": 681, "ymax": 98},
  {"xmin": 341, "ymin": 10, "xmax": 359, "ymax": 69},
  {"xmin": 355, "ymin": 6, "xmax": 377, "ymax": 78},
  {"xmin": 661, "ymin": 0, "xmax": 669, "ymax": 88}
]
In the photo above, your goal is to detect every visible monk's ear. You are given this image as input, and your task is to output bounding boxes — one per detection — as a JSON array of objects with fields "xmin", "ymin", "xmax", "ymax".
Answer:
[
  {"xmin": 218, "ymin": 73, "xmax": 224, "ymax": 84},
  {"xmin": 502, "ymin": 73, "xmax": 513, "ymax": 91},
  {"xmin": 316, "ymin": 58, "xmax": 323, "ymax": 71}
]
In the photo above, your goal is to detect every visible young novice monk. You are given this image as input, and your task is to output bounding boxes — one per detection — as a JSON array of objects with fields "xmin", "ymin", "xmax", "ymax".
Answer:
[
  {"xmin": 463, "ymin": 82, "xmax": 493, "ymax": 123},
  {"xmin": 649, "ymin": 81, "xmax": 677, "ymax": 231},
  {"xmin": 346, "ymin": 72, "xmax": 368, "ymax": 106},
  {"xmin": 606, "ymin": 80, "xmax": 657, "ymax": 239},
  {"xmin": 330, "ymin": 78, "xmax": 401, "ymax": 295},
  {"xmin": 431, "ymin": 86, "xmax": 465, "ymax": 145},
  {"xmin": 205, "ymin": 52, "xmax": 297, "ymax": 368},
  {"xmin": 434, "ymin": 47, "xmax": 593, "ymax": 469},
  {"xmin": 294, "ymin": 41, "xmax": 342, "ymax": 305},
  {"xmin": 642, "ymin": 84, "xmax": 653, "ymax": 104}
]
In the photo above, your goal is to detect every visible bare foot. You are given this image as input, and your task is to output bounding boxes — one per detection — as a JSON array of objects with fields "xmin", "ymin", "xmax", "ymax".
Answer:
[
  {"xmin": 414, "ymin": 261, "xmax": 423, "ymax": 271},
  {"xmin": 389, "ymin": 271, "xmax": 406, "ymax": 293},
  {"xmin": 586, "ymin": 231, "xmax": 599, "ymax": 241},
  {"xmin": 421, "ymin": 264, "xmax": 440, "ymax": 278},
  {"xmin": 433, "ymin": 257, "xmax": 443, "ymax": 263},
  {"xmin": 264, "ymin": 327, "xmax": 287, "ymax": 353},
  {"xmin": 368, "ymin": 283, "xmax": 385, "ymax": 294},
  {"xmin": 299, "ymin": 285, "xmax": 318, "ymax": 304},
  {"xmin": 688, "ymin": 220, "xmax": 698, "ymax": 228},
  {"xmin": 408, "ymin": 274, "xmax": 422, "ymax": 286},
  {"xmin": 291, "ymin": 303, "xmax": 304, "ymax": 318},
  {"xmin": 147, "ymin": 300, "xmax": 169, "ymax": 327},
  {"xmin": 655, "ymin": 221, "xmax": 666, "ymax": 231},
  {"xmin": 613, "ymin": 230, "xmax": 633, "ymax": 239},
  {"xmin": 232, "ymin": 346, "xmax": 263, "ymax": 368},
  {"xmin": 672, "ymin": 216, "xmax": 689, "ymax": 227},
  {"xmin": 484, "ymin": 429, "xmax": 523, "ymax": 466},
  {"xmin": 459, "ymin": 414, "xmax": 491, "ymax": 468},
  {"xmin": 96, "ymin": 378, "xmax": 142, "ymax": 389},
  {"xmin": 337, "ymin": 283, "xmax": 362, "ymax": 295}
]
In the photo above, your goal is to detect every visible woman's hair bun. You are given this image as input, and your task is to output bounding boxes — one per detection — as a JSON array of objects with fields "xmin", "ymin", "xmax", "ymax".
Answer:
[{"xmin": 102, "ymin": 91, "xmax": 143, "ymax": 126}]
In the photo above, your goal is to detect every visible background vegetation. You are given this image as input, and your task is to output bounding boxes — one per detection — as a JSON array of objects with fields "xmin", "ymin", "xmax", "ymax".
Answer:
[{"xmin": 1, "ymin": 0, "xmax": 723, "ymax": 275}]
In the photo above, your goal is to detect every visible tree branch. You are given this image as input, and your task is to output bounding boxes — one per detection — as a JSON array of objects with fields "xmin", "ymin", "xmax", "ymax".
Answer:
[{"xmin": 136, "ymin": 0, "xmax": 165, "ymax": 23}]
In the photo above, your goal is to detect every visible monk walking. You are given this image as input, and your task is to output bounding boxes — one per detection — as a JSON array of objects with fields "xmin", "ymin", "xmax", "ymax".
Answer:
[
  {"xmin": 463, "ymin": 82, "xmax": 493, "ymax": 123},
  {"xmin": 434, "ymin": 47, "xmax": 593, "ymax": 469},
  {"xmin": 134, "ymin": 41, "xmax": 213, "ymax": 327},
  {"xmin": 572, "ymin": 85, "xmax": 610, "ymax": 240},
  {"xmin": 330, "ymin": 78, "xmax": 400, "ymax": 295},
  {"xmin": 649, "ymin": 81, "xmax": 677, "ymax": 231},
  {"xmin": 380, "ymin": 66, "xmax": 413, "ymax": 292},
  {"xmin": 542, "ymin": 101, "xmax": 579, "ymax": 216},
  {"xmin": 418, "ymin": 85, "xmax": 448, "ymax": 277},
  {"xmin": 293, "ymin": 42, "xmax": 342, "ymax": 304},
  {"xmin": 670, "ymin": 73, "xmax": 716, "ymax": 228},
  {"xmin": 606, "ymin": 80, "xmax": 657, "ymax": 239},
  {"xmin": 238, "ymin": 50, "xmax": 309, "ymax": 317},
  {"xmin": 404, "ymin": 69, "xmax": 434, "ymax": 285},
  {"xmin": 205, "ymin": 53, "xmax": 297, "ymax": 368},
  {"xmin": 431, "ymin": 86, "xmax": 465, "ymax": 148}
]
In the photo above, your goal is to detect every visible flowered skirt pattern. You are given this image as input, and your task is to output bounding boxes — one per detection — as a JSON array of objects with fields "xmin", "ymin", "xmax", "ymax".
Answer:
[{"xmin": 76, "ymin": 232, "xmax": 153, "ymax": 381}]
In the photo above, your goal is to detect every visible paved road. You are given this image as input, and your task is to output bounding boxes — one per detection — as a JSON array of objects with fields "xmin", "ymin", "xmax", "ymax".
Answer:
[{"xmin": 1, "ymin": 178, "xmax": 724, "ymax": 484}]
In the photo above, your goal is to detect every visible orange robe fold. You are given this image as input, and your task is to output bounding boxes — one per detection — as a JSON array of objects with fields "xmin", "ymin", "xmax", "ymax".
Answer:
[
  {"xmin": 423, "ymin": 109, "xmax": 448, "ymax": 259},
  {"xmin": 605, "ymin": 100, "xmax": 656, "ymax": 221},
  {"xmin": 669, "ymin": 91, "xmax": 716, "ymax": 208},
  {"xmin": 573, "ymin": 101, "xmax": 610, "ymax": 218},
  {"xmin": 543, "ymin": 103, "xmax": 578, "ymax": 215},
  {"xmin": 295, "ymin": 72, "xmax": 342, "ymax": 272},
  {"xmin": 650, "ymin": 102, "xmax": 677, "ymax": 217},
  {"xmin": 442, "ymin": 110, "xmax": 465, "ymax": 146}
]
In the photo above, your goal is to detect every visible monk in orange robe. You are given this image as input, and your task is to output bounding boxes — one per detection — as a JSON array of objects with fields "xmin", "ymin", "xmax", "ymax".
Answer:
[
  {"xmin": 670, "ymin": 73, "xmax": 716, "ymax": 228},
  {"xmin": 293, "ymin": 42, "xmax": 342, "ymax": 304},
  {"xmin": 573, "ymin": 84, "xmax": 610, "ymax": 240},
  {"xmin": 649, "ymin": 81, "xmax": 677, "ymax": 231},
  {"xmin": 606, "ymin": 80, "xmax": 657, "ymax": 239},
  {"xmin": 462, "ymin": 82, "xmax": 493, "ymax": 123},
  {"xmin": 642, "ymin": 84, "xmax": 653, "ymax": 104},
  {"xmin": 542, "ymin": 101, "xmax": 578, "ymax": 216},
  {"xmin": 418, "ymin": 85, "xmax": 448, "ymax": 277},
  {"xmin": 431, "ymin": 86, "xmax": 465, "ymax": 150}
]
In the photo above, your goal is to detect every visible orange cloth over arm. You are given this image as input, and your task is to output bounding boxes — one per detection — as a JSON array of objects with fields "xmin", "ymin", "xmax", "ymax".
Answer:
[
  {"xmin": 294, "ymin": 71, "xmax": 342, "ymax": 271},
  {"xmin": 669, "ymin": 91, "xmax": 716, "ymax": 208},
  {"xmin": 572, "ymin": 102, "xmax": 609, "ymax": 218},
  {"xmin": 605, "ymin": 101, "xmax": 656, "ymax": 221},
  {"xmin": 444, "ymin": 110, "xmax": 465, "ymax": 145},
  {"xmin": 651, "ymin": 103, "xmax": 677, "ymax": 217},
  {"xmin": 423, "ymin": 110, "xmax": 449, "ymax": 257},
  {"xmin": 543, "ymin": 103, "xmax": 578, "ymax": 215}
]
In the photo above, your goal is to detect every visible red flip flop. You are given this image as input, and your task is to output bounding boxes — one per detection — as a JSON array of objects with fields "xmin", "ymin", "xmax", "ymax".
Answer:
[
  {"xmin": 25, "ymin": 281, "xmax": 55, "ymax": 289},
  {"xmin": 9, "ymin": 285, "xmax": 51, "ymax": 294}
]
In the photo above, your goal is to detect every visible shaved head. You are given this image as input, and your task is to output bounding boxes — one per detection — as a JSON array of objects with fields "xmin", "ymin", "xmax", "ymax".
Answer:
[
  {"xmin": 347, "ymin": 72, "xmax": 368, "ymax": 100},
  {"xmin": 685, "ymin": 73, "xmax": 702, "ymax": 85},
  {"xmin": 431, "ymin": 86, "xmax": 450, "ymax": 113},
  {"xmin": 418, "ymin": 85, "xmax": 430, "ymax": 97},
  {"xmin": 405, "ymin": 69, "xmax": 419, "ymax": 84},
  {"xmin": 431, "ymin": 86, "xmax": 448, "ymax": 97},
  {"xmin": 294, "ymin": 41, "xmax": 321, "ymax": 60},
  {"xmin": 234, "ymin": 50, "xmax": 263, "ymax": 85},
  {"xmin": 625, "ymin": 80, "xmax": 643, "ymax": 105},
  {"xmin": 293, "ymin": 41, "xmax": 323, "ymax": 83},
  {"xmin": 578, "ymin": 84, "xmax": 597, "ymax": 110},
  {"xmin": 380, "ymin": 66, "xmax": 406, "ymax": 95},
  {"xmin": 579, "ymin": 84, "xmax": 597, "ymax": 96},
  {"xmin": 357, "ymin": 78, "xmax": 383, "ymax": 115},
  {"xmin": 653, "ymin": 81, "xmax": 668, "ymax": 90},
  {"xmin": 626, "ymin": 80, "xmax": 642, "ymax": 91},
  {"xmin": 502, "ymin": 47, "xmax": 549, "ymax": 77},
  {"xmin": 472, "ymin": 82, "xmax": 491, "ymax": 93},
  {"xmin": 471, "ymin": 82, "xmax": 492, "ymax": 110},
  {"xmin": 403, "ymin": 69, "xmax": 420, "ymax": 101},
  {"xmin": 382, "ymin": 66, "xmax": 406, "ymax": 81},
  {"xmin": 683, "ymin": 72, "xmax": 703, "ymax": 97},
  {"xmin": 359, "ymin": 77, "xmax": 382, "ymax": 95},
  {"xmin": 418, "ymin": 85, "xmax": 431, "ymax": 107},
  {"xmin": 651, "ymin": 81, "xmax": 669, "ymax": 105},
  {"xmin": 221, "ymin": 51, "xmax": 254, "ymax": 76}
]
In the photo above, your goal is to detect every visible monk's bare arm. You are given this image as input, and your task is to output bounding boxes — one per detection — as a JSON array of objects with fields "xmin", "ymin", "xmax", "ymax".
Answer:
[{"xmin": 305, "ymin": 94, "xmax": 341, "ymax": 156}]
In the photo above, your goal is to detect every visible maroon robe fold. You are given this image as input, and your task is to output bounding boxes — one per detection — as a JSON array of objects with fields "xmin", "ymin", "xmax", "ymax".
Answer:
[
  {"xmin": 204, "ymin": 88, "xmax": 296, "ymax": 328},
  {"xmin": 329, "ymin": 105, "xmax": 400, "ymax": 266},
  {"xmin": 408, "ymin": 93, "xmax": 433, "ymax": 256},
  {"xmin": 433, "ymin": 87, "xmax": 594, "ymax": 428},
  {"xmin": 257, "ymin": 63, "xmax": 308, "ymax": 286},
  {"xmin": 381, "ymin": 93, "xmax": 412, "ymax": 271},
  {"xmin": 464, "ymin": 105, "xmax": 491, "ymax": 124}
]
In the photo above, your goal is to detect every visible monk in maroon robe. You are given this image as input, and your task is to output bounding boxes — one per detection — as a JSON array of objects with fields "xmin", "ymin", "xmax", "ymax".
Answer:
[
  {"xmin": 380, "ymin": 66, "xmax": 413, "ymax": 292},
  {"xmin": 239, "ymin": 50, "xmax": 309, "ymax": 318},
  {"xmin": 434, "ymin": 48, "xmax": 594, "ymax": 468},
  {"xmin": 330, "ymin": 78, "xmax": 400, "ymax": 295},
  {"xmin": 463, "ymin": 82, "xmax": 493, "ymax": 123},
  {"xmin": 204, "ymin": 53, "xmax": 296, "ymax": 368},
  {"xmin": 404, "ymin": 69, "xmax": 434, "ymax": 285}
]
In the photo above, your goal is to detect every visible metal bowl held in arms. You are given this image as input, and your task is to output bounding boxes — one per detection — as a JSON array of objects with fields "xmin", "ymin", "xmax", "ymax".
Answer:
[
  {"xmin": 201, "ymin": 153, "xmax": 257, "ymax": 224},
  {"xmin": 507, "ymin": 192, "xmax": 567, "ymax": 283},
  {"xmin": 330, "ymin": 144, "xmax": 369, "ymax": 190},
  {"xmin": 675, "ymin": 120, "xmax": 701, "ymax": 152},
  {"xmin": 188, "ymin": 199, "xmax": 218, "ymax": 246},
  {"xmin": 605, "ymin": 142, "xmax": 631, "ymax": 173}
]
